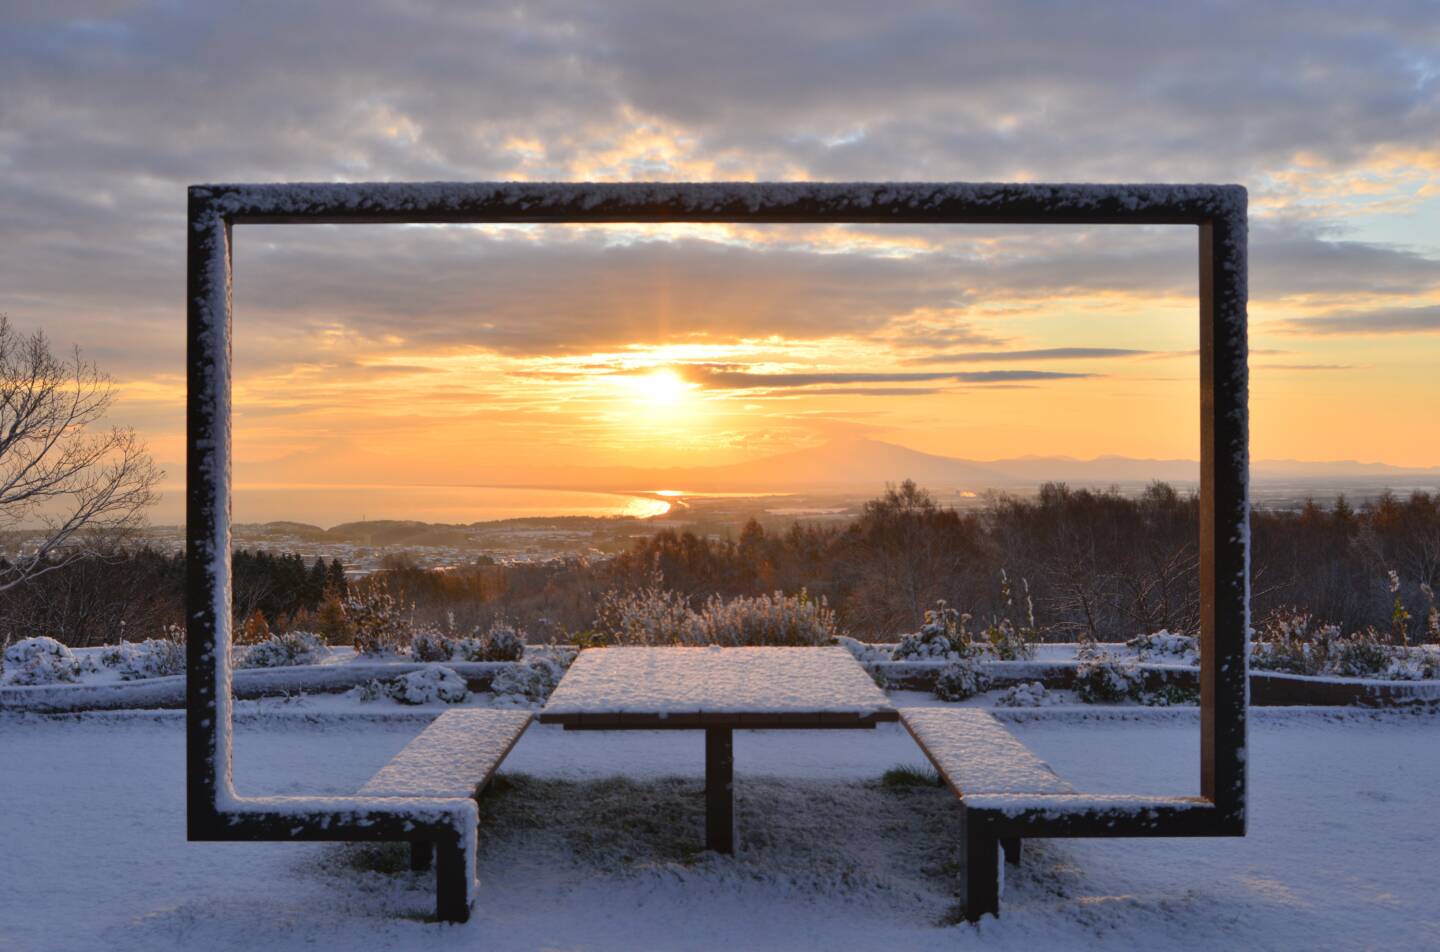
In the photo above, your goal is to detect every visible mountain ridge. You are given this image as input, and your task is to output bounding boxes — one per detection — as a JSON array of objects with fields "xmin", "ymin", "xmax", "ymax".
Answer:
[{"xmin": 503, "ymin": 438, "xmax": 1440, "ymax": 493}]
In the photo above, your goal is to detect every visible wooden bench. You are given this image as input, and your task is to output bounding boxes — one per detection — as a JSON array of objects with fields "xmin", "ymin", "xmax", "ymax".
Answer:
[
  {"xmin": 357, "ymin": 708, "xmax": 533, "ymax": 921},
  {"xmin": 899, "ymin": 707, "xmax": 1207, "ymax": 921}
]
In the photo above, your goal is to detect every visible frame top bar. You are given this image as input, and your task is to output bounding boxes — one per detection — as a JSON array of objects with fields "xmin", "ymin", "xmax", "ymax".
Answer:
[{"xmin": 190, "ymin": 181, "xmax": 1245, "ymax": 226}]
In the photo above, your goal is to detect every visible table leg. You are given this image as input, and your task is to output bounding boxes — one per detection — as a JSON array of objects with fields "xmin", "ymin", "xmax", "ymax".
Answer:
[{"xmin": 705, "ymin": 727, "xmax": 734, "ymax": 854}]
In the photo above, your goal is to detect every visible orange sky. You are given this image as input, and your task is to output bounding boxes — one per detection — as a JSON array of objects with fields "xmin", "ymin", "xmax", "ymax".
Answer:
[
  {"xmin": 104, "ymin": 215, "xmax": 1440, "ymax": 504},
  {"xmin": 5, "ymin": 3, "xmax": 1438, "ymax": 520}
]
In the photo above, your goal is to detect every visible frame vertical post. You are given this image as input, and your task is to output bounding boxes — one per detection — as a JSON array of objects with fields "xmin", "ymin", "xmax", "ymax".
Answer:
[
  {"xmin": 186, "ymin": 189, "xmax": 234, "ymax": 835},
  {"xmin": 1198, "ymin": 212, "xmax": 1249, "ymax": 833}
]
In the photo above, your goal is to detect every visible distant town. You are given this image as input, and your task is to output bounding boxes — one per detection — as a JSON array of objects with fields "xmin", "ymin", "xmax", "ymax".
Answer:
[{"xmin": 4, "ymin": 470, "xmax": 1422, "ymax": 583}]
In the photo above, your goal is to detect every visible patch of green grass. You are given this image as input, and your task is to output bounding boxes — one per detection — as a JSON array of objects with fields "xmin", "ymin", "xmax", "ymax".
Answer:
[
  {"xmin": 340, "ymin": 841, "xmax": 413, "ymax": 876},
  {"xmin": 478, "ymin": 773, "xmax": 709, "ymax": 866},
  {"xmin": 880, "ymin": 764, "xmax": 945, "ymax": 790}
]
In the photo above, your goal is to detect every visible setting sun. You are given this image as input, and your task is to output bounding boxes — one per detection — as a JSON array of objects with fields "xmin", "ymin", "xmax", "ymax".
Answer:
[{"xmin": 628, "ymin": 368, "xmax": 693, "ymax": 406}]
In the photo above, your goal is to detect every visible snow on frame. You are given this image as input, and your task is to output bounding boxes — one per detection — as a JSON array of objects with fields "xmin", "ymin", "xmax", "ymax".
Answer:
[
  {"xmin": 543, "ymin": 646, "xmax": 893, "ymax": 716},
  {"xmin": 963, "ymin": 793, "xmax": 1210, "ymax": 817},
  {"xmin": 182, "ymin": 176, "xmax": 1250, "ymax": 843},
  {"xmin": 190, "ymin": 180, "xmax": 1248, "ymax": 223}
]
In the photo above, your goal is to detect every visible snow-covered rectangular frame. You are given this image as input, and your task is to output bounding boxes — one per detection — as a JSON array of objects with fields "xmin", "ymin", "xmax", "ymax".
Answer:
[{"xmin": 186, "ymin": 181, "xmax": 1249, "ymax": 857}]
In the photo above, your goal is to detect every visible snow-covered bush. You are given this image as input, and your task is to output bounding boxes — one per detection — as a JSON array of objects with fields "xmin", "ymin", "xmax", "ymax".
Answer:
[
  {"xmin": 490, "ymin": 656, "xmax": 565, "ymax": 701},
  {"xmin": 980, "ymin": 571, "xmax": 1038, "ymax": 660},
  {"xmin": 2, "ymin": 636, "xmax": 91, "ymax": 685},
  {"xmin": 933, "ymin": 656, "xmax": 992, "ymax": 701},
  {"xmin": 348, "ymin": 678, "xmax": 390, "ymax": 703},
  {"xmin": 693, "ymin": 590, "xmax": 837, "ymax": 646},
  {"xmin": 409, "ymin": 628, "xmax": 454, "ymax": 663},
  {"xmin": 238, "ymin": 610, "xmax": 271, "ymax": 645},
  {"xmin": 446, "ymin": 637, "xmax": 483, "ymax": 660},
  {"xmin": 1126, "ymin": 630, "xmax": 1198, "ymax": 664},
  {"xmin": 468, "ymin": 622, "xmax": 526, "ymax": 661},
  {"xmin": 1250, "ymin": 609, "xmax": 1401, "ymax": 679},
  {"xmin": 1145, "ymin": 681, "xmax": 1201, "ymax": 706},
  {"xmin": 102, "ymin": 637, "xmax": 186, "ymax": 680},
  {"xmin": 594, "ymin": 586, "xmax": 836, "ymax": 647},
  {"xmin": 1249, "ymin": 608, "xmax": 1338, "ymax": 676},
  {"xmin": 1387, "ymin": 646, "xmax": 1440, "ymax": 681},
  {"xmin": 593, "ymin": 586, "xmax": 700, "ymax": 645},
  {"xmin": 347, "ymin": 583, "xmax": 410, "ymax": 656},
  {"xmin": 415, "ymin": 621, "xmax": 529, "ymax": 662},
  {"xmin": 994, "ymin": 681, "xmax": 1058, "ymax": 708},
  {"xmin": 1330, "ymin": 630, "xmax": 1391, "ymax": 678},
  {"xmin": 893, "ymin": 601, "xmax": 975, "ymax": 661},
  {"xmin": 239, "ymin": 631, "xmax": 326, "ymax": 669},
  {"xmin": 836, "ymin": 636, "xmax": 890, "ymax": 665},
  {"xmin": 1422, "ymin": 583, "xmax": 1439, "ymax": 644},
  {"xmin": 389, "ymin": 665, "xmax": 470, "ymax": 705},
  {"xmin": 1074, "ymin": 655, "xmax": 1146, "ymax": 704},
  {"xmin": 982, "ymin": 618, "xmax": 1034, "ymax": 661}
]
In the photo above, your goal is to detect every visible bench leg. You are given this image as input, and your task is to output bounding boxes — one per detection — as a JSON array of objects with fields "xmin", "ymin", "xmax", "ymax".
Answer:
[
  {"xmin": 411, "ymin": 841, "xmax": 433, "ymax": 872},
  {"xmin": 434, "ymin": 839, "xmax": 472, "ymax": 924},
  {"xmin": 705, "ymin": 727, "xmax": 735, "ymax": 855},
  {"xmin": 963, "ymin": 812, "xmax": 1001, "ymax": 922},
  {"xmin": 1001, "ymin": 837, "xmax": 1022, "ymax": 866}
]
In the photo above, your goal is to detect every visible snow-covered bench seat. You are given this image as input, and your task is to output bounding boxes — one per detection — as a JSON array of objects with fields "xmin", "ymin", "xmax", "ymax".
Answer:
[
  {"xmin": 899, "ymin": 708, "xmax": 1206, "ymax": 921},
  {"xmin": 357, "ymin": 708, "xmax": 533, "ymax": 919}
]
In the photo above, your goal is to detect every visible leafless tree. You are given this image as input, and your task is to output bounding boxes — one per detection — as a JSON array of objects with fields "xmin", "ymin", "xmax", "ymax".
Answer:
[{"xmin": 0, "ymin": 315, "xmax": 161, "ymax": 593}]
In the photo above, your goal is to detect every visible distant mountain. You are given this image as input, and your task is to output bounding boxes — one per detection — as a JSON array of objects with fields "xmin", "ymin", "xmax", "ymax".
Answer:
[
  {"xmin": 323, "ymin": 520, "xmax": 476, "ymax": 546},
  {"xmin": 981, "ymin": 454, "xmax": 1199, "ymax": 485},
  {"xmin": 648, "ymin": 438, "xmax": 1013, "ymax": 492},
  {"xmin": 232, "ymin": 520, "xmax": 330, "ymax": 541},
  {"xmin": 532, "ymin": 439, "xmax": 1440, "ymax": 494},
  {"xmin": 1250, "ymin": 458, "xmax": 1440, "ymax": 478}
]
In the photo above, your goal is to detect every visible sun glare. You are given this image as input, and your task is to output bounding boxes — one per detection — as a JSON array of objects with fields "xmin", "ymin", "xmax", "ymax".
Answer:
[{"xmin": 631, "ymin": 368, "xmax": 692, "ymax": 406}]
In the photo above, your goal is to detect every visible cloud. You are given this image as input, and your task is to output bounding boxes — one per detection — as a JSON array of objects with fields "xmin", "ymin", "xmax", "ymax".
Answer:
[
  {"xmin": 1275, "ymin": 305, "xmax": 1440, "ymax": 336},
  {"xmin": 772, "ymin": 386, "xmax": 945, "ymax": 397},
  {"xmin": 678, "ymin": 367, "xmax": 1094, "ymax": 389},
  {"xmin": 905, "ymin": 347, "xmax": 1156, "ymax": 365},
  {"xmin": 1249, "ymin": 222, "xmax": 1440, "ymax": 298},
  {"xmin": 228, "ymin": 229, "xmax": 988, "ymax": 359},
  {"xmin": 1254, "ymin": 363, "xmax": 1358, "ymax": 370},
  {"xmin": 0, "ymin": 0, "xmax": 1437, "ymax": 427}
]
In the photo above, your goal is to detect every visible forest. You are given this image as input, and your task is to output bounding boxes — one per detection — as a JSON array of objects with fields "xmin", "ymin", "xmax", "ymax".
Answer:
[{"xmin": 4, "ymin": 481, "xmax": 1437, "ymax": 647}]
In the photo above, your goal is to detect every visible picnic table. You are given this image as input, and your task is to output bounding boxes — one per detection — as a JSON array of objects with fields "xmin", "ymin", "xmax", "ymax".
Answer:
[{"xmin": 538, "ymin": 645, "xmax": 898, "ymax": 853}]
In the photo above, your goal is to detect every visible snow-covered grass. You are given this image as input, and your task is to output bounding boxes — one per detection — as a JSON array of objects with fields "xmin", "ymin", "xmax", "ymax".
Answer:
[{"xmin": 1, "ymin": 705, "xmax": 1437, "ymax": 950}]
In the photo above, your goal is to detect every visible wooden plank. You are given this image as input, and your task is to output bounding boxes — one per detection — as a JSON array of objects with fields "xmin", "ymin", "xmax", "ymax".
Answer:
[
  {"xmin": 434, "ymin": 839, "xmax": 471, "ymax": 923},
  {"xmin": 545, "ymin": 712, "xmax": 889, "ymax": 730},
  {"xmin": 358, "ymin": 709, "xmax": 532, "ymax": 798},
  {"xmin": 705, "ymin": 728, "xmax": 735, "ymax": 855},
  {"xmin": 962, "ymin": 810, "xmax": 1000, "ymax": 922}
]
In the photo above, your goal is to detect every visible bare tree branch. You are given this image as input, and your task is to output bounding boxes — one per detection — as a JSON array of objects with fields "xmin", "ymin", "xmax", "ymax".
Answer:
[{"xmin": 0, "ymin": 315, "xmax": 162, "ymax": 593}]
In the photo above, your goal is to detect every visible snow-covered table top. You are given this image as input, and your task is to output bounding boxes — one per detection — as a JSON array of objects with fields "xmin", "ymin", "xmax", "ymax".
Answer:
[{"xmin": 539, "ymin": 646, "xmax": 897, "ymax": 728}]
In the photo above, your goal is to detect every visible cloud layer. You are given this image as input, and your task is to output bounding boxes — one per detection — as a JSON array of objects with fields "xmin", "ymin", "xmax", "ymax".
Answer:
[{"xmin": 1, "ymin": 1, "xmax": 1437, "ymax": 472}]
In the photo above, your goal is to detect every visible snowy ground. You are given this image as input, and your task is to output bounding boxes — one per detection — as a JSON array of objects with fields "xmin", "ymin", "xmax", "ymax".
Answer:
[{"xmin": 2, "ymin": 705, "xmax": 1437, "ymax": 951}]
